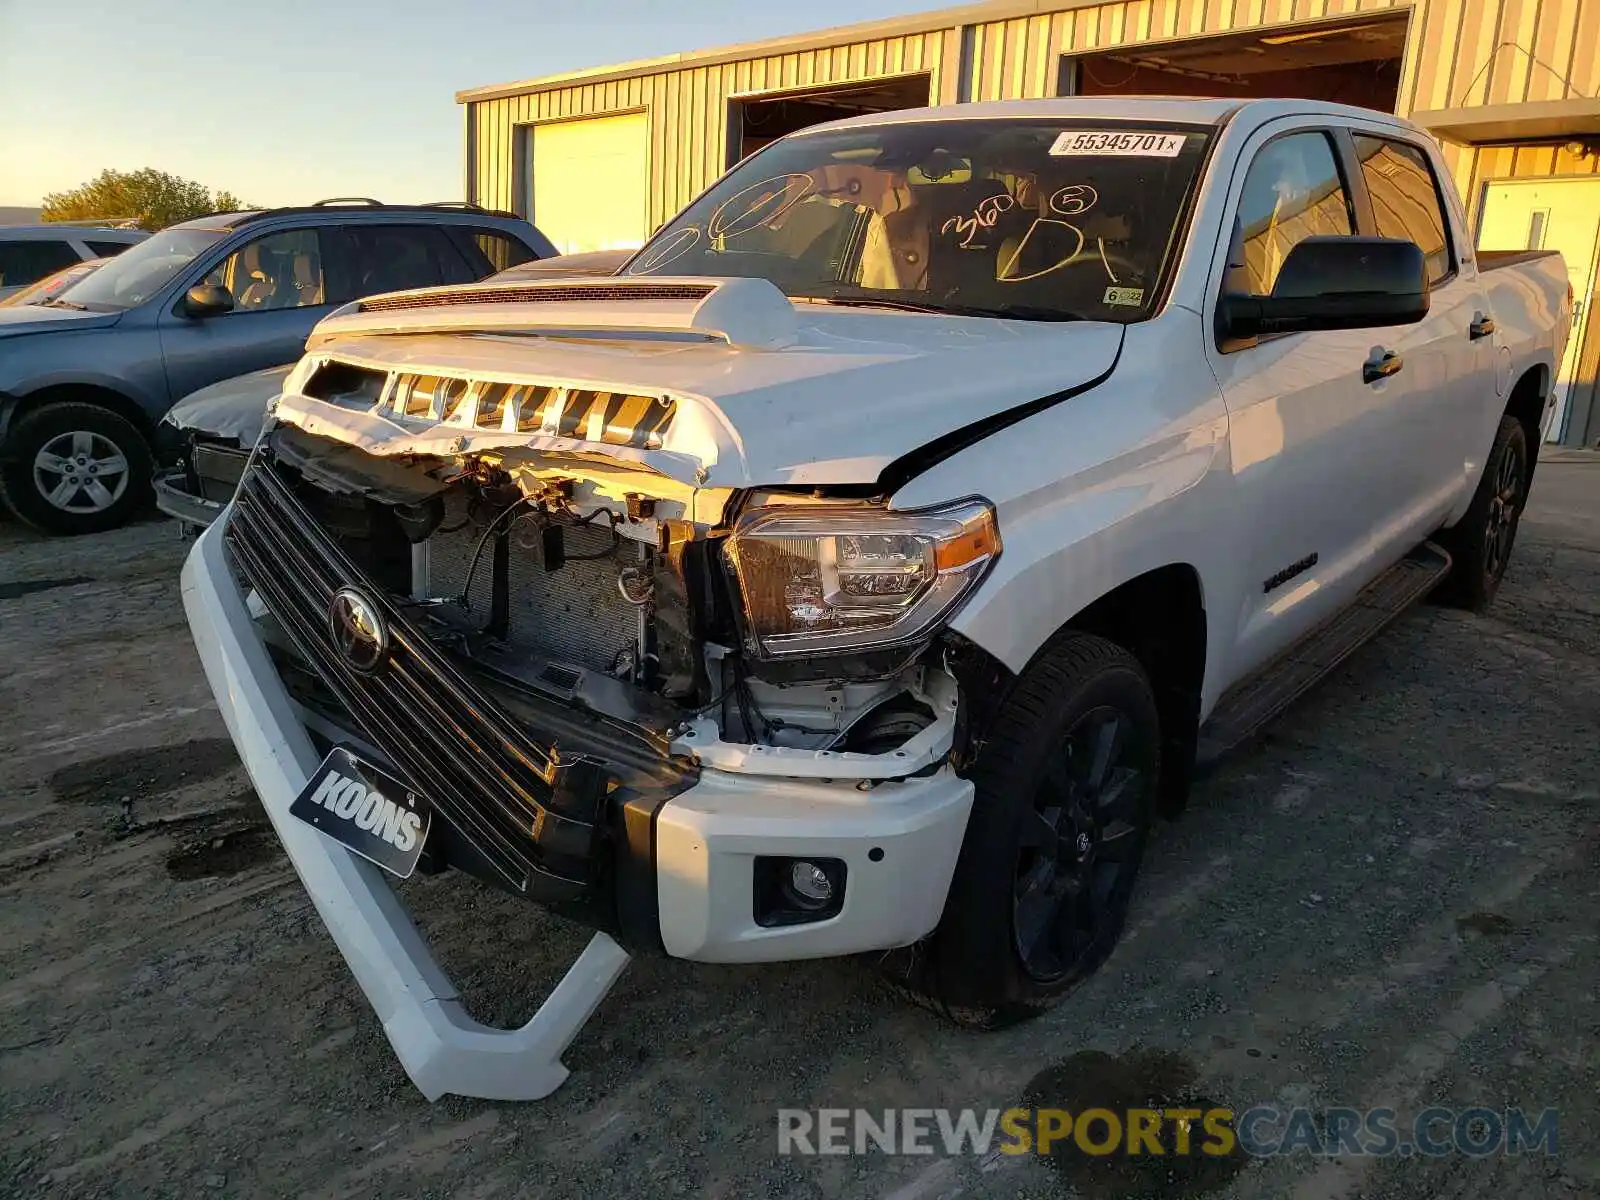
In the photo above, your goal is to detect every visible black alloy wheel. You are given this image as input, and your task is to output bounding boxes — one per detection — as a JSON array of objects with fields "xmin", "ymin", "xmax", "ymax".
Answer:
[
  {"xmin": 882, "ymin": 632, "xmax": 1160, "ymax": 1029},
  {"xmin": 1483, "ymin": 430, "xmax": 1525, "ymax": 582},
  {"xmin": 1013, "ymin": 705, "xmax": 1147, "ymax": 983}
]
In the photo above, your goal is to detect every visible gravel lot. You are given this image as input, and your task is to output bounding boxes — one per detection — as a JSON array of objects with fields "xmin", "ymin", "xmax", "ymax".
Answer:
[{"xmin": 2, "ymin": 452, "xmax": 1597, "ymax": 1200}]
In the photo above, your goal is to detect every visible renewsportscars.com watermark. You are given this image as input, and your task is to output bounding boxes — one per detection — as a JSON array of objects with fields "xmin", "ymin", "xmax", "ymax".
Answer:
[{"xmin": 777, "ymin": 1106, "xmax": 1559, "ymax": 1159}]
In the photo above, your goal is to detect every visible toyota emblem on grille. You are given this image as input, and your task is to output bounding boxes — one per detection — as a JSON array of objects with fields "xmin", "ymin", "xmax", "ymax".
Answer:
[{"xmin": 328, "ymin": 587, "xmax": 389, "ymax": 673}]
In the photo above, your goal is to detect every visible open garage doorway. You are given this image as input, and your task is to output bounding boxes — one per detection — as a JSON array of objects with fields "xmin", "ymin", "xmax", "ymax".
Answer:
[
  {"xmin": 728, "ymin": 74, "xmax": 932, "ymax": 165},
  {"xmin": 1062, "ymin": 14, "xmax": 1408, "ymax": 112}
]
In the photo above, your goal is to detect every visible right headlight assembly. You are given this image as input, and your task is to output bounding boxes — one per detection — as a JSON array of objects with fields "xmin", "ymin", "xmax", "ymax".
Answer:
[{"xmin": 722, "ymin": 497, "xmax": 1000, "ymax": 659}]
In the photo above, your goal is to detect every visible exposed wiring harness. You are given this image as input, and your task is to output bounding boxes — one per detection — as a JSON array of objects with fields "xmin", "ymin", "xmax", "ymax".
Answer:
[
  {"xmin": 457, "ymin": 492, "xmax": 627, "ymax": 608},
  {"xmin": 455, "ymin": 496, "xmax": 530, "ymax": 607}
]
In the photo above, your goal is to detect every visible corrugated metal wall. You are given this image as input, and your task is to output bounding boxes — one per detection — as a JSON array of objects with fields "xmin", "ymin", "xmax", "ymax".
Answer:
[
  {"xmin": 467, "ymin": 0, "xmax": 1600, "ymax": 232},
  {"xmin": 469, "ymin": 31, "xmax": 950, "ymax": 231}
]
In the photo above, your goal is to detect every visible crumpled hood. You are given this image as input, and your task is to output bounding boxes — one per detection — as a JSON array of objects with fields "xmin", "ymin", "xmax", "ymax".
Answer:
[
  {"xmin": 278, "ymin": 282, "xmax": 1124, "ymax": 489},
  {"xmin": 164, "ymin": 364, "xmax": 294, "ymax": 441},
  {"xmin": 0, "ymin": 305, "xmax": 121, "ymax": 338}
]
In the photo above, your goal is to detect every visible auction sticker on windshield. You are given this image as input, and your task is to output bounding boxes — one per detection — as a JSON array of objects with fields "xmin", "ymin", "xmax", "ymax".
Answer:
[{"xmin": 1049, "ymin": 130, "xmax": 1187, "ymax": 157}]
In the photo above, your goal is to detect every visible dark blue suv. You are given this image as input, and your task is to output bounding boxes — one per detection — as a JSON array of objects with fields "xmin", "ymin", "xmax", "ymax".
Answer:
[{"xmin": 0, "ymin": 201, "xmax": 555, "ymax": 534}]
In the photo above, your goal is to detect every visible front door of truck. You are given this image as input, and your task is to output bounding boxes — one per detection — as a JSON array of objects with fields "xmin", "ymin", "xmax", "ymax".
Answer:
[{"xmin": 1206, "ymin": 124, "xmax": 1419, "ymax": 678}]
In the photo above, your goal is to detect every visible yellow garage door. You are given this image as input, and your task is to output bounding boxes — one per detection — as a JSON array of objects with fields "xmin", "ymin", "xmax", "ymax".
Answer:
[{"xmin": 532, "ymin": 113, "xmax": 648, "ymax": 255}]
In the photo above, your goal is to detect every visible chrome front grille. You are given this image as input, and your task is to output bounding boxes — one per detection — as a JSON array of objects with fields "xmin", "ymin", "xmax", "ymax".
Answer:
[{"xmin": 223, "ymin": 458, "xmax": 610, "ymax": 899}]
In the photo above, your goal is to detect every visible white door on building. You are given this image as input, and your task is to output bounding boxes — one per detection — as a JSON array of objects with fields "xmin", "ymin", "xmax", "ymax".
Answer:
[
  {"xmin": 531, "ymin": 113, "xmax": 649, "ymax": 255},
  {"xmin": 1478, "ymin": 177, "xmax": 1600, "ymax": 443}
]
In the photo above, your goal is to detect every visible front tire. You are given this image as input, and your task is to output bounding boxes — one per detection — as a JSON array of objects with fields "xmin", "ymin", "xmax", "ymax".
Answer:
[
  {"xmin": 0, "ymin": 402, "xmax": 152, "ymax": 536},
  {"xmin": 1434, "ymin": 415, "xmax": 1528, "ymax": 613},
  {"xmin": 889, "ymin": 633, "xmax": 1159, "ymax": 1028}
]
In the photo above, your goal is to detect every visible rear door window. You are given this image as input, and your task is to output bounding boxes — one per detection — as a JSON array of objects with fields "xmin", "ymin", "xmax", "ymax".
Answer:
[
  {"xmin": 86, "ymin": 239, "xmax": 138, "ymax": 258},
  {"xmin": 341, "ymin": 225, "xmax": 478, "ymax": 297},
  {"xmin": 0, "ymin": 240, "xmax": 81, "ymax": 288},
  {"xmin": 1352, "ymin": 135, "xmax": 1453, "ymax": 285},
  {"xmin": 461, "ymin": 229, "xmax": 538, "ymax": 275}
]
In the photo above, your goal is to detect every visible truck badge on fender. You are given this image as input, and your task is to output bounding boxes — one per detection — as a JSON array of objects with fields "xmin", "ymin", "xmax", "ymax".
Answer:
[{"xmin": 1264, "ymin": 553, "xmax": 1320, "ymax": 594}]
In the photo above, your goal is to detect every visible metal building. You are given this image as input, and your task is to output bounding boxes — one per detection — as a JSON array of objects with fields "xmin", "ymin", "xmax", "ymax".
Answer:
[{"xmin": 458, "ymin": 0, "xmax": 1600, "ymax": 444}]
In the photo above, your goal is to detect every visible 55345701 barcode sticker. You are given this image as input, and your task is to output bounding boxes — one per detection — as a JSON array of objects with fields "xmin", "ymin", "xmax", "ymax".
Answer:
[{"xmin": 1049, "ymin": 130, "xmax": 1187, "ymax": 158}]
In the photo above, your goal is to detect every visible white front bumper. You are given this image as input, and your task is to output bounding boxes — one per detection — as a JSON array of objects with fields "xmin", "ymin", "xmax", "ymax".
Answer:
[
  {"xmin": 657, "ymin": 769, "xmax": 971, "ymax": 962},
  {"xmin": 182, "ymin": 518, "xmax": 972, "ymax": 1100}
]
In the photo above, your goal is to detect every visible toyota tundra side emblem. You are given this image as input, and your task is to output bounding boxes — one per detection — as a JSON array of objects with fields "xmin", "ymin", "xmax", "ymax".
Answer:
[{"xmin": 328, "ymin": 587, "xmax": 389, "ymax": 674}]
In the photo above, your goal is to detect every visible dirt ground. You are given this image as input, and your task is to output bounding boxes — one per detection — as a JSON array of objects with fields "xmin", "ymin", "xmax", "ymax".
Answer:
[{"xmin": 2, "ymin": 452, "xmax": 1597, "ymax": 1200}]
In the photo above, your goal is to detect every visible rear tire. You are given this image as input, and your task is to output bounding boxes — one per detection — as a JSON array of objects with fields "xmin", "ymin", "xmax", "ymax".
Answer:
[
  {"xmin": 1434, "ymin": 415, "xmax": 1528, "ymax": 613},
  {"xmin": 885, "ymin": 633, "xmax": 1159, "ymax": 1028},
  {"xmin": 0, "ymin": 402, "xmax": 152, "ymax": 536}
]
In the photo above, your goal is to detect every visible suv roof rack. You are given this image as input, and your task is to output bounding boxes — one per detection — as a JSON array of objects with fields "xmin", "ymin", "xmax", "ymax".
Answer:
[
  {"xmin": 209, "ymin": 201, "xmax": 528, "ymax": 227},
  {"xmin": 421, "ymin": 200, "xmax": 523, "ymax": 219}
]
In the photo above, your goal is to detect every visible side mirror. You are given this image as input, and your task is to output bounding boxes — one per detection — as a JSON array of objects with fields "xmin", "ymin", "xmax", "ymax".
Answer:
[
  {"xmin": 1220, "ymin": 236, "xmax": 1429, "ymax": 341},
  {"xmin": 183, "ymin": 284, "xmax": 234, "ymax": 319}
]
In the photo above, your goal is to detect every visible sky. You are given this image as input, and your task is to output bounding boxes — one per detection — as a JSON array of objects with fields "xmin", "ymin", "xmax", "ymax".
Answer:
[{"xmin": 0, "ymin": 0, "xmax": 937, "ymax": 209}]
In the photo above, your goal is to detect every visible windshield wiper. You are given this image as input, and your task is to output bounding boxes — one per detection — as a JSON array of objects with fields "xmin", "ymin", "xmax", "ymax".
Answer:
[
  {"xmin": 42, "ymin": 297, "xmax": 90, "ymax": 311},
  {"xmin": 804, "ymin": 295, "xmax": 1086, "ymax": 322},
  {"xmin": 805, "ymin": 296, "xmax": 945, "ymax": 315},
  {"xmin": 939, "ymin": 303, "xmax": 1087, "ymax": 323}
]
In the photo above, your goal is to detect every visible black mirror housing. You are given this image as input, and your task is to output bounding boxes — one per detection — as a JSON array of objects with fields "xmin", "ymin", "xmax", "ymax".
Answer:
[
  {"xmin": 1221, "ymin": 236, "xmax": 1429, "ymax": 341},
  {"xmin": 184, "ymin": 284, "xmax": 234, "ymax": 319}
]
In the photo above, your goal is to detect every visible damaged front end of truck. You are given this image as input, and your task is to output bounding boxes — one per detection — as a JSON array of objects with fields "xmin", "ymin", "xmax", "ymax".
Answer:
[{"xmin": 181, "ymin": 275, "xmax": 1025, "ymax": 1100}]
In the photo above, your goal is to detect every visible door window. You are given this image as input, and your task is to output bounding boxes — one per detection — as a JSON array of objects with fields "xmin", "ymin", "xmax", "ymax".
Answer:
[
  {"xmin": 1352, "ymin": 135, "xmax": 1453, "ymax": 285},
  {"xmin": 0, "ymin": 240, "xmax": 81, "ymax": 288},
  {"xmin": 342, "ymin": 225, "xmax": 476, "ymax": 297},
  {"xmin": 204, "ymin": 229, "xmax": 326, "ymax": 312},
  {"xmin": 86, "ymin": 239, "xmax": 138, "ymax": 258},
  {"xmin": 1227, "ymin": 131, "xmax": 1354, "ymax": 297}
]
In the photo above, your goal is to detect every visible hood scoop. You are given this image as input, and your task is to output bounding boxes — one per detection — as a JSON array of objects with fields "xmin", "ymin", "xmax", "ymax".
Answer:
[
  {"xmin": 312, "ymin": 275, "xmax": 800, "ymax": 350},
  {"xmin": 360, "ymin": 282, "xmax": 715, "ymax": 312}
]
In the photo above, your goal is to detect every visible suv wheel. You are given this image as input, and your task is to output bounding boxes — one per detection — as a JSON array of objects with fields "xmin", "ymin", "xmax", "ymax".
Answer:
[
  {"xmin": 886, "ymin": 633, "xmax": 1159, "ymax": 1028},
  {"xmin": 0, "ymin": 402, "xmax": 152, "ymax": 535}
]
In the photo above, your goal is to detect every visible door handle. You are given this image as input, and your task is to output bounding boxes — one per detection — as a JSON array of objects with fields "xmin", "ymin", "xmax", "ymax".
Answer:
[
  {"xmin": 1363, "ymin": 348, "xmax": 1403, "ymax": 384},
  {"xmin": 1469, "ymin": 312, "xmax": 1496, "ymax": 340}
]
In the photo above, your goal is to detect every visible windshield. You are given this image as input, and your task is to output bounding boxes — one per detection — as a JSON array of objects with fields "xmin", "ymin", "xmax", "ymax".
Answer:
[
  {"xmin": 57, "ymin": 227, "xmax": 224, "ymax": 311},
  {"xmin": 0, "ymin": 259, "xmax": 103, "ymax": 308},
  {"xmin": 627, "ymin": 119, "xmax": 1212, "ymax": 322}
]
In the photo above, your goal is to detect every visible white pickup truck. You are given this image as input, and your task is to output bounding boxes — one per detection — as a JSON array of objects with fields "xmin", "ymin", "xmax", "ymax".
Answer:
[{"xmin": 181, "ymin": 97, "xmax": 1571, "ymax": 1101}]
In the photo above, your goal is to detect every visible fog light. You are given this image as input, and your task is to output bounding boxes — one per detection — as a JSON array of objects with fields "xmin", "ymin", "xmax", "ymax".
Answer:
[
  {"xmin": 754, "ymin": 855, "xmax": 847, "ymax": 926},
  {"xmin": 787, "ymin": 860, "xmax": 834, "ymax": 907}
]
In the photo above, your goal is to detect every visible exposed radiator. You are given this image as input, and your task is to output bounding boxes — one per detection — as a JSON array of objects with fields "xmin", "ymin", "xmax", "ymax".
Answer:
[{"xmin": 421, "ymin": 502, "xmax": 642, "ymax": 676}]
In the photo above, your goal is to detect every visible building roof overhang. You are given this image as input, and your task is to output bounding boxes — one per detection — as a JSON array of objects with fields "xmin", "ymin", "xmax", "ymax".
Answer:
[{"xmin": 1414, "ymin": 97, "xmax": 1600, "ymax": 146}]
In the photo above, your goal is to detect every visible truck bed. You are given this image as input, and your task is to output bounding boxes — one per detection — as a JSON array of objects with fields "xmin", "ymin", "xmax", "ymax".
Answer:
[{"xmin": 1476, "ymin": 248, "xmax": 1563, "ymax": 272}]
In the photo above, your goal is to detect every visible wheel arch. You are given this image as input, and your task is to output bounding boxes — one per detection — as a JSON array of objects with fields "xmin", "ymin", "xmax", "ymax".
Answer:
[
  {"xmin": 955, "ymin": 562, "xmax": 1209, "ymax": 817},
  {"xmin": 1, "ymin": 383, "xmax": 157, "ymax": 448},
  {"xmin": 1054, "ymin": 563, "xmax": 1207, "ymax": 816},
  {"xmin": 1503, "ymin": 364, "xmax": 1549, "ymax": 485}
]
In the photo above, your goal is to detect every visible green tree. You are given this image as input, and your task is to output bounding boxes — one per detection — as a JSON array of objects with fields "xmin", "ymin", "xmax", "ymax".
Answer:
[{"xmin": 40, "ymin": 169, "xmax": 253, "ymax": 231}]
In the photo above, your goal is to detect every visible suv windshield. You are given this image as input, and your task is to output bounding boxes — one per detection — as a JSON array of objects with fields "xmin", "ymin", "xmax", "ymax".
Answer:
[
  {"xmin": 627, "ymin": 119, "xmax": 1212, "ymax": 322},
  {"xmin": 57, "ymin": 227, "xmax": 224, "ymax": 311}
]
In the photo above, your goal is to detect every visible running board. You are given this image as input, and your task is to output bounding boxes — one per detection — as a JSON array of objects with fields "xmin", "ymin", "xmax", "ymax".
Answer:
[{"xmin": 1195, "ymin": 542, "xmax": 1453, "ymax": 768}]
